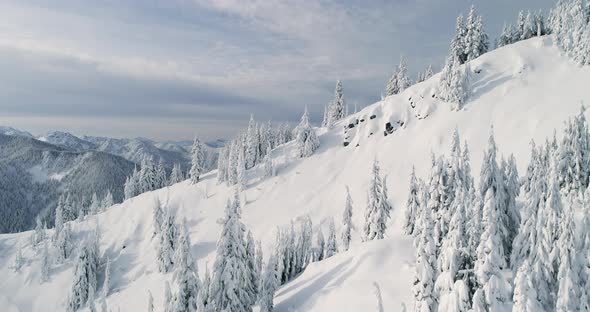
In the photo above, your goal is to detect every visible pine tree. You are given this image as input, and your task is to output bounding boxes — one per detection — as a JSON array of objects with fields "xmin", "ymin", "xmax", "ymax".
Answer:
[
  {"xmin": 124, "ymin": 167, "xmax": 138, "ymax": 200},
  {"xmin": 153, "ymin": 199, "xmax": 165, "ymax": 236},
  {"xmin": 403, "ymin": 167, "xmax": 420, "ymax": 235},
  {"xmin": 316, "ymin": 229, "xmax": 325, "ymax": 262},
  {"xmin": 255, "ymin": 240, "xmax": 263, "ymax": 300},
  {"xmin": 246, "ymin": 115, "xmax": 259, "ymax": 169},
  {"xmin": 157, "ymin": 210, "xmax": 177, "ymax": 273},
  {"xmin": 14, "ymin": 241, "xmax": 23, "ymax": 272},
  {"xmin": 54, "ymin": 194, "xmax": 65, "ymax": 240},
  {"xmin": 208, "ymin": 195, "xmax": 252, "ymax": 312},
  {"xmin": 412, "ymin": 189, "xmax": 437, "ymax": 312},
  {"xmin": 245, "ymin": 231, "xmax": 259, "ymax": 306},
  {"xmin": 40, "ymin": 240, "xmax": 50, "ymax": 283},
  {"xmin": 326, "ymin": 80, "xmax": 345, "ymax": 128},
  {"xmin": 103, "ymin": 257, "xmax": 111, "ymax": 297},
  {"xmin": 341, "ymin": 186, "xmax": 354, "ymax": 251},
  {"xmin": 88, "ymin": 283, "xmax": 97, "ymax": 312},
  {"xmin": 450, "ymin": 15, "xmax": 468, "ymax": 64},
  {"xmin": 513, "ymin": 260, "xmax": 542, "ymax": 312},
  {"xmin": 237, "ymin": 148, "xmax": 247, "ymax": 190},
  {"xmin": 171, "ymin": 220, "xmax": 200, "ymax": 312},
  {"xmin": 259, "ymin": 255, "xmax": 278, "ymax": 312},
  {"xmin": 363, "ymin": 159, "xmax": 393, "ymax": 241},
  {"xmin": 67, "ymin": 245, "xmax": 98, "ymax": 312},
  {"xmin": 295, "ymin": 107, "xmax": 320, "ymax": 158},
  {"xmin": 189, "ymin": 137, "xmax": 205, "ymax": 184},
  {"xmin": 101, "ymin": 191, "xmax": 114, "ymax": 211},
  {"xmin": 155, "ymin": 160, "xmax": 167, "ymax": 189},
  {"xmin": 555, "ymin": 201, "xmax": 579, "ymax": 312},
  {"xmin": 263, "ymin": 144, "xmax": 274, "ymax": 178},
  {"xmin": 56, "ymin": 223, "xmax": 73, "ymax": 262},
  {"xmin": 325, "ymin": 217, "xmax": 337, "ymax": 258}
]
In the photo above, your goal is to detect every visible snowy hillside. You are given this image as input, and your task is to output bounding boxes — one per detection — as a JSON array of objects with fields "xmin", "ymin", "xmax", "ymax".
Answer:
[{"xmin": 1, "ymin": 37, "xmax": 589, "ymax": 311}]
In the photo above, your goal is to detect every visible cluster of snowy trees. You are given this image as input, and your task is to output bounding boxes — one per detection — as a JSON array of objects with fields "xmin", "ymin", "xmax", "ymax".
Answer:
[
  {"xmin": 322, "ymin": 80, "xmax": 346, "ymax": 128},
  {"xmin": 438, "ymin": 6, "xmax": 485, "ymax": 109},
  {"xmin": 416, "ymin": 65, "xmax": 434, "ymax": 84},
  {"xmin": 497, "ymin": 10, "xmax": 549, "ymax": 48},
  {"xmin": 190, "ymin": 137, "xmax": 205, "ymax": 184},
  {"xmin": 295, "ymin": 107, "xmax": 320, "ymax": 158},
  {"xmin": 551, "ymin": 0, "xmax": 590, "ymax": 65},
  {"xmin": 217, "ymin": 116, "xmax": 293, "ymax": 187},
  {"xmin": 406, "ymin": 108, "xmax": 590, "ymax": 311},
  {"xmin": 385, "ymin": 58, "xmax": 412, "ymax": 97},
  {"xmin": 55, "ymin": 191, "xmax": 114, "ymax": 224},
  {"xmin": 124, "ymin": 156, "xmax": 184, "ymax": 199}
]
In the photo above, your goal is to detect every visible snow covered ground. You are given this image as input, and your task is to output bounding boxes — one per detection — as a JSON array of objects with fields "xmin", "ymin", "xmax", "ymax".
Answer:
[{"xmin": 1, "ymin": 36, "xmax": 589, "ymax": 311}]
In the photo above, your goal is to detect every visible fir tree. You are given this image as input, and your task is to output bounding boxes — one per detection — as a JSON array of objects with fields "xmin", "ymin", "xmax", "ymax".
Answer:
[
  {"xmin": 245, "ymin": 231, "xmax": 259, "ymax": 306},
  {"xmin": 56, "ymin": 223, "xmax": 73, "ymax": 262},
  {"xmin": 171, "ymin": 220, "xmax": 200, "ymax": 312},
  {"xmin": 403, "ymin": 167, "xmax": 420, "ymax": 235},
  {"xmin": 101, "ymin": 191, "xmax": 114, "ymax": 211},
  {"xmin": 325, "ymin": 217, "xmax": 337, "ymax": 258},
  {"xmin": 208, "ymin": 195, "xmax": 252, "ymax": 312},
  {"xmin": 295, "ymin": 107, "xmax": 320, "ymax": 158},
  {"xmin": 246, "ymin": 115, "xmax": 259, "ymax": 169},
  {"xmin": 326, "ymin": 80, "xmax": 345, "ymax": 128},
  {"xmin": 237, "ymin": 148, "xmax": 247, "ymax": 190},
  {"xmin": 54, "ymin": 194, "xmax": 65, "ymax": 240},
  {"xmin": 363, "ymin": 159, "xmax": 392, "ymax": 241},
  {"xmin": 189, "ymin": 137, "xmax": 205, "ymax": 184},
  {"xmin": 67, "ymin": 245, "xmax": 98, "ymax": 312},
  {"xmin": 512, "ymin": 260, "xmax": 542, "ymax": 312},
  {"xmin": 40, "ymin": 240, "xmax": 50, "ymax": 283},
  {"xmin": 259, "ymin": 255, "xmax": 278, "ymax": 312},
  {"xmin": 157, "ymin": 210, "xmax": 177, "ymax": 273},
  {"xmin": 341, "ymin": 186, "xmax": 354, "ymax": 251},
  {"xmin": 263, "ymin": 144, "xmax": 274, "ymax": 178},
  {"xmin": 412, "ymin": 190, "xmax": 437, "ymax": 312},
  {"xmin": 555, "ymin": 201, "xmax": 579, "ymax": 312}
]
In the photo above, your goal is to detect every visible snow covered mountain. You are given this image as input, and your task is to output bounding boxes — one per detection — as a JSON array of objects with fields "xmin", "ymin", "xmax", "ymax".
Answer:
[{"xmin": 0, "ymin": 36, "xmax": 588, "ymax": 311}]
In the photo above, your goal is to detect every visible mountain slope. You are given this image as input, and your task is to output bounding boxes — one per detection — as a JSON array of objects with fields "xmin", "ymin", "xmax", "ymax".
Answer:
[{"xmin": 0, "ymin": 37, "xmax": 588, "ymax": 311}]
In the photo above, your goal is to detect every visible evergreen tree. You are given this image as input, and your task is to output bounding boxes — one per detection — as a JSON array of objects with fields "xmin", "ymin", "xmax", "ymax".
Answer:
[
  {"xmin": 363, "ymin": 159, "xmax": 393, "ymax": 241},
  {"xmin": 157, "ymin": 210, "xmax": 177, "ymax": 273},
  {"xmin": 189, "ymin": 137, "xmax": 205, "ymax": 184},
  {"xmin": 14, "ymin": 241, "xmax": 23, "ymax": 272},
  {"xmin": 124, "ymin": 167, "xmax": 139, "ymax": 200},
  {"xmin": 255, "ymin": 240, "xmax": 263, "ymax": 300},
  {"xmin": 325, "ymin": 217, "xmax": 337, "ymax": 258},
  {"xmin": 89, "ymin": 193, "xmax": 100, "ymax": 215},
  {"xmin": 555, "ymin": 201, "xmax": 579, "ymax": 312},
  {"xmin": 246, "ymin": 115, "xmax": 259, "ymax": 169},
  {"xmin": 513, "ymin": 260, "xmax": 542, "ymax": 312},
  {"xmin": 155, "ymin": 160, "xmax": 167, "ymax": 189},
  {"xmin": 217, "ymin": 147, "xmax": 228, "ymax": 184},
  {"xmin": 316, "ymin": 229, "xmax": 325, "ymax": 262},
  {"xmin": 54, "ymin": 194, "xmax": 65, "ymax": 240},
  {"xmin": 171, "ymin": 220, "xmax": 200, "ymax": 312},
  {"xmin": 56, "ymin": 223, "xmax": 73, "ymax": 262},
  {"xmin": 259, "ymin": 255, "xmax": 278, "ymax": 312},
  {"xmin": 439, "ymin": 56, "xmax": 470, "ymax": 110},
  {"xmin": 263, "ymin": 144, "xmax": 274, "ymax": 178},
  {"xmin": 67, "ymin": 245, "xmax": 98, "ymax": 312},
  {"xmin": 208, "ymin": 195, "xmax": 252, "ymax": 312},
  {"xmin": 40, "ymin": 240, "xmax": 50, "ymax": 283},
  {"xmin": 237, "ymin": 148, "xmax": 247, "ymax": 190},
  {"xmin": 245, "ymin": 231, "xmax": 259, "ymax": 306},
  {"xmin": 326, "ymin": 80, "xmax": 345, "ymax": 128},
  {"xmin": 341, "ymin": 186, "xmax": 354, "ymax": 251},
  {"xmin": 412, "ymin": 190, "xmax": 437, "ymax": 312},
  {"xmin": 295, "ymin": 107, "xmax": 320, "ymax": 158},
  {"xmin": 450, "ymin": 15, "xmax": 468, "ymax": 64},
  {"xmin": 403, "ymin": 167, "xmax": 420, "ymax": 235},
  {"xmin": 101, "ymin": 191, "xmax": 114, "ymax": 211},
  {"xmin": 153, "ymin": 199, "xmax": 165, "ymax": 236}
]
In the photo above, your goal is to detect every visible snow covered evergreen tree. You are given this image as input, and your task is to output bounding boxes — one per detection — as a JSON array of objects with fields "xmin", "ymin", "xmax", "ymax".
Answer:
[
  {"xmin": 450, "ymin": 15, "xmax": 468, "ymax": 64},
  {"xmin": 245, "ymin": 231, "xmax": 259, "ymax": 306},
  {"xmin": 439, "ymin": 56, "xmax": 470, "ymax": 110},
  {"xmin": 385, "ymin": 57, "xmax": 412, "ymax": 97},
  {"xmin": 325, "ymin": 217, "xmax": 337, "ymax": 258},
  {"xmin": 363, "ymin": 159, "xmax": 392, "ymax": 241},
  {"xmin": 67, "ymin": 245, "xmax": 99, "ymax": 312},
  {"xmin": 341, "ymin": 186, "xmax": 354, "ymax": 252},
  {"xmin": 157, "ymin": 210, "xmax": 177, "ymax": 273},
  {"xmin": 169, "ymin": 163, "xmax": 184, "ymax": 185},
  {"xmin": 237, "ymin": 148, "xmax": 247, "ymax": 190},
  {"xmin": 263, "ymin": 145, "xmax": 274, "ymax": 178},
  {"xmin": 208, "ymin": 194, "xmax": 252, "ymax": 312},
  {"xmin": 295, "ymin": 107, "xmax": 320, "ymax": 158},
  {"xmin": 325, "ymin": 80, "xmax": 345, "ymax": 128},
  {"xmin": 56, "ymin": 223, "xmax": 73, "ymax": 262},
  {"xmin": 40, "ymin": 240, "xmax": 50, "ymax": 283},
  {"xmin": 189, "ymin": 137, "xmax": 205, "ymax": 184},
  {"xmin": 171, "ymin": 220, "xmax": 200, "ymax": 312},
  {"xmin": 246, "ymin": 115, "xmax": 260, "ymax": 169},
  {"xmin": 101, "ymin": 191, "xmax": 114, "ymax": 211},
  {"xmin": 412, "ymin": 188, "xmax": 437, "ymax": 312},
  {"xmin": 259, "ymin": 255, "xmax": 278, "ymax": 312},
  {"xmin": 555, "ymin": 200, "xmax": 579, "ymax": 312},
  {"xmin": 316, "ymin": 229, "xmax": 325, "ymax": 262},
  {"xmin": 403, "ymin": 167, "xmax": 420, "ymax": 235},
  {"xmin": 465, "ymin": 5, "xmax": 488, "ymax": 61},
  {"xmin": 512, "ymin": 259, "xmax": 541, "ymax": 312}
]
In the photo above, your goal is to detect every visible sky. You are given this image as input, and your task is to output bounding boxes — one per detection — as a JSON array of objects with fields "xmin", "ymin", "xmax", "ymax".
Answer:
[{"xmin": 0, "ymin": 0, "xmax": 555, "ymax": 141}]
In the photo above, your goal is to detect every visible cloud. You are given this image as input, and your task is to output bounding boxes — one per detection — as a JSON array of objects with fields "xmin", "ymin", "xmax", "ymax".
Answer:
[{"xmin": 0, "ymin": 0, "xmax": 556, "ymax": 140}]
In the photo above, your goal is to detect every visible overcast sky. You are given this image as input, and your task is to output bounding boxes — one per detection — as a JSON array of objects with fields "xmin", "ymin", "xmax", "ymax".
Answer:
[{"xmin": 0, "ymin": 0, "xmax": 555, "ymax": 141}]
